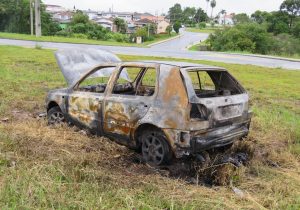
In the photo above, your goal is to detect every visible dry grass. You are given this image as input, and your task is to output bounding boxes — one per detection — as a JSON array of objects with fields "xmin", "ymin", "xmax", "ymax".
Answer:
[{"xmin": 0, "ymin": 46, "xmax": 299, "ymax": 209}]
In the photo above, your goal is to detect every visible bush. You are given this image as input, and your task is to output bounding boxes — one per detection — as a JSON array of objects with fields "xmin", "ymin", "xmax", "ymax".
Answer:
[
  {"xmin": 173, "ymin": 21, "xmax": 181, "ymax": 34},
  {"xmin": 208, "ymin": 27, "xmax": 255, "ymax": 52},
  {"xmin": 198, "ymin": 22, "xmax": 206, "ymax": 29},
  {"xmin": 112, "ymin": 33, "xmax": 127, "ymax": 42},
  {"xmin": 271, "ymin": 33, "xmax": 300, "ymax": 56},
  {"xmin": 208, "ymin": 23, "xmax": 273, "ymax": 54},
  {"xmin": 292, "ymin": 22, "xmax": 300, "ymax": 38},
  {"xmin": 56, "ymin": 30, "xmax": 71, "ymax": 37}
]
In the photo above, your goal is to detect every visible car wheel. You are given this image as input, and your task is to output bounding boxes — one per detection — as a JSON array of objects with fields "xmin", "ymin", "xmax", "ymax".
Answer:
[
  {"xmin": 47, "ymin": 106, "xmax": 65, "ymax": 125},
  {"xmin": 141, "ymin": 129, "xmax": 172, "ymax": 166}
]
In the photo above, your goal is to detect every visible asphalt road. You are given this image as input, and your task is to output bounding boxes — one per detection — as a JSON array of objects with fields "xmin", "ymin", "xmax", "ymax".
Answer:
[{"xmin": 0, "ymin": 31, "xmax": 299, "ymax": 70}]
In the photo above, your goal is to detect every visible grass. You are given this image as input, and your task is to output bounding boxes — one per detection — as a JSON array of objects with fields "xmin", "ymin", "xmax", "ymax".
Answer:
[
  {"xmin": 0, "ymin": 46, "xmax": 300, "ymax": 209},
  {"xmin": 0, "ymin": 32, "xmax": 178, "ymax": 47},
  {"xmin": 186, "ymin": 27, "xmax": 217, "ymax": 34}
]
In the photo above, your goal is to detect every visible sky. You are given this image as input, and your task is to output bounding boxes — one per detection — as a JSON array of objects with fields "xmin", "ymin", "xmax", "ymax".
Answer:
[{"xmin": 43, "ymin": 0, "xmax": 284, "ymax": 15}]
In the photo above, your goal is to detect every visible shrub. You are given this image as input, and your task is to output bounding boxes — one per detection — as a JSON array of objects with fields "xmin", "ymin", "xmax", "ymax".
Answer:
[
  {"xmin": 208, "ymin": 27, "xmax": 255, "ymax": 52},
  {"xmin": 199, "ymin": 22, "xmax": 206, "ymax": 29},
  {"xmin": 112, "ymin": 33, "xmax": 127, "ymax": 42},
  {"xmin": 271, "ymin": 33, "xmax": 300, "ymax": 56},
  {"xmin": 208, "ymin": 23, "xmax": 273, "ymax": 54},
  {"xmin": 173, "ymin": 21, "xmax": 181, "ymax": 34},
  {"xmin": 56, "ymin": 30, "xmax": 71, "ymax": 37},
  {"xmin": 292, "ymin": 22, "xmax": 300, "ymax": 38},
  {"xmin": 71, "ymin": 23, "xmax": 88, "ymax": 34},
  {"xmin": 135, "ymin": 27, "xmax": 148, "ymax": 41}
]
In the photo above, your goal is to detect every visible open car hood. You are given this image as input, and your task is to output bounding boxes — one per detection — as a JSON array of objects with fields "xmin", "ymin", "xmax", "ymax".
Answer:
[{"xmin": 55, "ymin": 48, "xmax": 128, "ymax": 87}]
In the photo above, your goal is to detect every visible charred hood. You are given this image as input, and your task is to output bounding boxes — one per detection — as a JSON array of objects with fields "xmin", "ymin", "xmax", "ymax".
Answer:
[{"xmin": 55, "ymin": 48, "xmax": 122, "ymax": 86}]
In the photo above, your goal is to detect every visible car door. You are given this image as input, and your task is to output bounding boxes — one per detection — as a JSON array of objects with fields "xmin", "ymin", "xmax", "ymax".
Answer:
[
  {"xmin": 66, "ymin": 66, "xmax": 117, "ymax": 135},
  {"xmin": 103, "ymin": 65, "xmax": 158, "ymax": 140}
]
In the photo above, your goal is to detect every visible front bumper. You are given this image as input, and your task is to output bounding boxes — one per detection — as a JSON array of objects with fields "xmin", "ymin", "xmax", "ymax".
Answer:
[{"xmin": 190, "ymin": 125, "xmax": 249, "ymax": 153}]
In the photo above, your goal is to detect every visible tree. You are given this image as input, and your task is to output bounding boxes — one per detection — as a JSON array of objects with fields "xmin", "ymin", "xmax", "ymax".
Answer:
[
  {"xmin": 194, "ymin": 8, "xmax": 208, "ymax": 23},
  {"xmin": 166, "ymin": 25, "xmax": 172, "ymax": 36},
  {"xmin": 206, "ymin": 0, "xmax": 210, "ymax": 15},
  {"xmin": 210, "ymin": 0, "xmax": 216, "ymax": 19},
  {"xmin": 71, "ymin": 11, "xmax": 89, "ymax": 25},
  {"xmin": 266, "ymin": 11, "xmax": 290, "ymax": 34},
  {"xmin": 182, "ymin": 7, "xmax": 196, "ymax": 26},
  {"xmin": 220, "ymin": 9, "xmax": 226, "ymax": 25},
  {"xmin": 173, "ymin": 21, "xmax": 181, "ymax": 34},
  {"xmin": 113, "ymin": 18, "xmax": 127, "ymax": 34},
  {"xmin": 292, "ymin": 21, "xmax": 300, "ymax": 37},
  {"xmin": 168, "ymin": 3, "xmax": 183, "ymax": 23},
  {"xmin": 0, "ymin": 0, "xmax": 59, "ymax": 35},
  {"xmin": 251, "ymin": 10, "xmax": 271, "ymax": 24},
  {"xmin": 232, "ymin": 13, "xmax": 251, "ymax": 24},
  {"xmin": 280, "ymin": 0, "xmax": 300, "ymax": 28}
]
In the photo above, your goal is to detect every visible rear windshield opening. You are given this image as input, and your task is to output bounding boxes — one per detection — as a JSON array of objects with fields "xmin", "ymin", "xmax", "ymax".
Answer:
[{"xmin": 187, "ymin": 70, "xmax": 245, "ymax": 98}]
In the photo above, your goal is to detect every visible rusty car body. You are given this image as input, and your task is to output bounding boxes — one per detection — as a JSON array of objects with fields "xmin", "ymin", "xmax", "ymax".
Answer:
[{"xmin": 46, "ymin": 49, "xmax": 252, "ymax": 165}]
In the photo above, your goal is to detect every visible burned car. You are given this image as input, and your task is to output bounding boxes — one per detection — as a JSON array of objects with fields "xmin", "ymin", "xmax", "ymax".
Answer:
[{"xmin": 46, "ymin": 49, "xmax": 252, "ymax": 165}]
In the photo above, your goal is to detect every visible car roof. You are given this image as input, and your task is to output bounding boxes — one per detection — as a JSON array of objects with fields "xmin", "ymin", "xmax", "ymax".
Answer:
[{"xmin": 137, "ymin": 60, "xmax": 226, "ymax": 71}]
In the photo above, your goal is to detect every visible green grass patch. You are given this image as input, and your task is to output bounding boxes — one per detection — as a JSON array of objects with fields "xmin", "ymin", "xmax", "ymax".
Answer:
[
  {"xmin": 0, "ymin": 46, "xmax": 299, "ymax": 209},
  {"xmin": 186, "ymin": 27, "xmax": 217, "ymax": 34},
  {"xmin": 0, "ymin": 32, "xmax": 177, "ymax": 47}
]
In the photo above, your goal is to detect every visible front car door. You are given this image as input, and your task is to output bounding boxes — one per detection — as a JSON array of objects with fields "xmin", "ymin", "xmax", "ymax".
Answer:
[{"xmin": 66, "ymin": 65, "xmax": 117, "ymax": 135}]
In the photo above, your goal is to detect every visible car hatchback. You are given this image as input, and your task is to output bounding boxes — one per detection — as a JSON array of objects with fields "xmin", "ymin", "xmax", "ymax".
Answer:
[{"xmin": 46, "ymin": 49, "xmax": 252, "ymax": 165}]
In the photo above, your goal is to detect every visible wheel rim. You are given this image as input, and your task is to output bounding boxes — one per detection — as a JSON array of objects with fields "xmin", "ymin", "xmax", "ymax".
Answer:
[
  {"xmin": 49, "ymin": 111, "xmax": 65, "ymax": 124},
  {"xmin": 142, "ymin": 132, "xmax": 165, "ymax": 165}
]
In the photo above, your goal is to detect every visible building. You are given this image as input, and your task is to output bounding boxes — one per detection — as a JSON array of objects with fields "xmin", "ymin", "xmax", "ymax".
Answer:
[
  {"xmin": 219, "ymin": 14, "xmax": 234, "ymax": 25},
  {"xmin": 83, "ymin": 9, "xmax": 99, "ymax": 20},
  {"xmin": 134, "ymin": 18, "xmax": 155, "ymax": 28},
  {"xmin": 99, "ymin": 12, "xmax": 133, "ymax": 23},
  {"xmin": 52, "ymin": 11, "xmax": 74, "ymax": 29},
  {"xmin": 156, "ymin": 20, "xmax": 170, "ymax": 34},
  {"xmin": 45, "ymin": 4, "xmax": 66, "ymax": 14},
  {"xmin": 93, "ymin": 18, "xmax": 114, "ymax": 31}
]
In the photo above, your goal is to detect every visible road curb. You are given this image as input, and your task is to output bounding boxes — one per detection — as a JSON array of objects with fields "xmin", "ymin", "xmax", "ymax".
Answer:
[
  {"xmin": 147, "ymin": 34, "xmax": 183, "ymax": 47},
  {"xmin": 217, "ymin": 52, "xmax": 300, "ymax": 63}
]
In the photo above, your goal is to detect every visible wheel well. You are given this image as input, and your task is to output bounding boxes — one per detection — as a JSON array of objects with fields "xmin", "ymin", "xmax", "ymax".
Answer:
[
  {"xmin": 134, "ymin": 124, "xmax": 165, "ymax": 148},
  {"xmin": 47, "ymin": 101, "xmax": 60, "ymax": 112}
]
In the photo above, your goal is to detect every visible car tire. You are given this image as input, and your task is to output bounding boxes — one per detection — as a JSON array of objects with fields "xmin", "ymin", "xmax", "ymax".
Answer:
[
  {"xmin": 47, "ymin": 106, "xmax": 65, "ymax": 125},
  {"xmin": 141, "ymin": 129, "xmax": 172, "ymax": 166}
]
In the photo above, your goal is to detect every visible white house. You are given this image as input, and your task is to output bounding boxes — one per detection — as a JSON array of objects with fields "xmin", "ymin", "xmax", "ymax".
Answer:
[
  {"xmin": 93, "ymin": 18, "xmax": 114, "ymax": 31},
  {"xmin": 52, "ymin": 11, "xmax": 73, "ymax": 23},
  {"xmin": 45, "ymin": 4, "xmax": 66, "ymax": 14},
  {"xmin": 83, "ymin": 10, "xmax": 99, "ymax": 20},
  {"xmin": 99, "ymin": 12, "xmax": 133, "ymax": 23},
  {"xmin": 218, "ymin": 14, "xmax": 234, "ymax": 25},
  {"xmin": 156, "ymin": 20, "xmax": 170, "ymax": 34}
]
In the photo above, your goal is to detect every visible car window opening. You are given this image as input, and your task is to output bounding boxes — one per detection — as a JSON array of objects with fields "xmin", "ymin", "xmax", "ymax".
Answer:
[
  {"xmin": 113, "ymin": 67, "xmax": 157, "ymax": 97},
  {"xmin": 187, "ymin": 70, "xmax": 244, "ymax": 98}
]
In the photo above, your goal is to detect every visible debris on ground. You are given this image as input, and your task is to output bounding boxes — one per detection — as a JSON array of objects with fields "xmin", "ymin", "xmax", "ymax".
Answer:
[{"xmin": 1, "ymin": 117, "xmax": 9, "ymax": 122}]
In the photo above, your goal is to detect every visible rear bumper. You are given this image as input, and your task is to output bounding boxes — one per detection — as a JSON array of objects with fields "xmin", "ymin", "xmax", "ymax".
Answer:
[{"xmin": 190, "ymin": 125, "xmax": 249, "ymax": 153}]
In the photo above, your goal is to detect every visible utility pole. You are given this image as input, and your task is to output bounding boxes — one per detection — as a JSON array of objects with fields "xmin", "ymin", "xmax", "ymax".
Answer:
[
  {"xmin": 30, "ymin": 0, "xmax": 34, "ymax": 35},
  {"xmin": 35, "ymin": 0, "xmax": 42, "ymax": 37}
]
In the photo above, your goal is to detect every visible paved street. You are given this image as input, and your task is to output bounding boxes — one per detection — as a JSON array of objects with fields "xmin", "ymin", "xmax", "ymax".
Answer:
[
  {"xmin": 151, "ymin": 29, "xmax": 209, "ymax": 51},
  {"xmin": 0, "ymin": 31, "xmax": 299, "ymax": 70}
]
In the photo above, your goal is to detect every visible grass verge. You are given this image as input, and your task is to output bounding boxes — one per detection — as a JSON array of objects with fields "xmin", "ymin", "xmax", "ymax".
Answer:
[
  {"xmin": 0, "ymin": 46, "xmax": 299, "ymax": 209},
  {"xmin": 0, "ymin": 32, "xmax": 177, "ymax": 48},
  {"xmin": 186, "ymin": 27, "xmax": 217, "ymax": 34}
]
